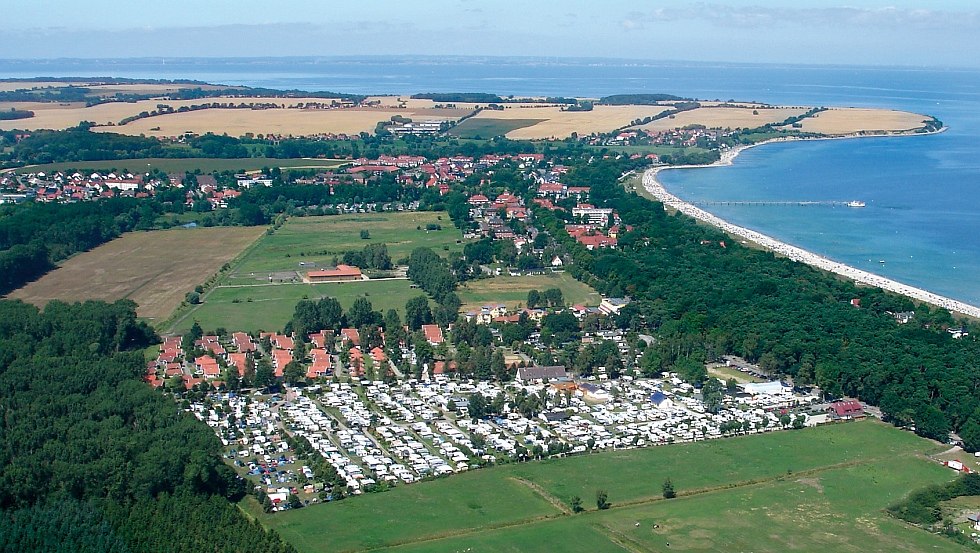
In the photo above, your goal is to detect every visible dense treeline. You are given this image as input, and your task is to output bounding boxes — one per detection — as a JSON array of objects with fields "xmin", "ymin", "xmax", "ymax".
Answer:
[
  {"xmin": 407, "ymin": 247, "xmax": 462, "ymax": 327},
  {"xmin": 599, "ymin": 94, "xmax": 686, "ymax": 105},
  {"xmin": 343, "ymin": 242, "xmax": 393, "ymax": 270},
  {"xmin": 0, "ymin": 299, "xmax": 295, "ymax": 551},
  {"xmin": 7, "ymin": 128, "xmax": 176, "ymax": 164},
  {"xmin": 0, "ymin": 109, "xmax": 33, "ymax": 120},
  {"xmin": 0, "ymin": 198, "xmax": 160, "ymax": 295},
  {"xmin": 0, "ymin": 80, "xmax": 359, "ymax": 106},
  {"xmin": 888, "ymin": 473, "xmax": 980, "ymax": 526},
  {"xmin": 544, "ymin": 158, "xmax": 980, "ymax": 445},
  {"xmin": 411, "ymin": 92, "xmax": 504, "ymax": 103}
]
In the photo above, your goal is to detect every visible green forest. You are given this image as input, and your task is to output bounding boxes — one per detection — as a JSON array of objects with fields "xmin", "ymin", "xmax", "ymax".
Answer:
[{"xmin": 0, "ymin": 299, "xmax": 295, "ymax": 552}]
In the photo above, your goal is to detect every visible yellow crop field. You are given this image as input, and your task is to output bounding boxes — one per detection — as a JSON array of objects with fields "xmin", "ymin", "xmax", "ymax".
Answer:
[
  {"xmin": 467, "ymin": 105, "xmax": 671, "ymax": 139},
  {"xmin": 7, "ymin": 226, "xmax": 265, "ymax": 321},
  {"xmin": 636, "ymin": 106, "xmax": 810, "ymax": 131},
  {"xmin": 0, "ymin": 96, "xmax": 467, "ymax": 134},
  {"xmin": 787, "ymin": 108, "xmax": 930, "ymax": 134}
]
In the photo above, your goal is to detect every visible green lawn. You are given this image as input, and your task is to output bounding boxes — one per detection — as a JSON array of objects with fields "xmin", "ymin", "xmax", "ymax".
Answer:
[
  {"xmin": 457, "ymin": 272, "xmax": 600, "ymax": 310},
  {"xmin": 228, "ymin": 212, "xmax": 466, "ymax": 277},
  {"xmin": 255, "ymin": 421, "xmax": 966, "ymax": 553},
  {"xmin": 448, "ymin": 118, "xmax": 545, "ymax": 138},
  {"xmin": 248, "ymin": 469, "xmax": 560, "ymax": 553},
  {"xmin": 15, "ymin": 156, "xmax": 346, "ymax": 174},
  {"xmin": 172, "ymin": 279, "xmax": 422, "ymax": 333}
]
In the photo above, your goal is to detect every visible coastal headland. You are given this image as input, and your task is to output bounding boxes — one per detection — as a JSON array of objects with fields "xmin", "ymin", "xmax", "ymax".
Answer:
[{"xmin": 641, "ymin": 130, "xmax": 980, "ymax": 319}]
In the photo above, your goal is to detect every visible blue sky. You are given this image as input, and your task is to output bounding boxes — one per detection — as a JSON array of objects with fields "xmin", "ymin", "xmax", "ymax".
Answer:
[{"xmin": 4, "ymin": 0, "xmax": 979, "ymax": 67}]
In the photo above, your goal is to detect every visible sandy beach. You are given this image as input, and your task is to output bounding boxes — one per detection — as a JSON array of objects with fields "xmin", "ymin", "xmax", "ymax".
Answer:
[{"xmin": 641, "ymin": 133, "xmax": 980, "ymax": 319}]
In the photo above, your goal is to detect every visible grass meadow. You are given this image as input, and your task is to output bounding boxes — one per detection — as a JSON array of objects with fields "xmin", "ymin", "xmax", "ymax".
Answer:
[
  {"xmin": 457, "ymin": 272, "xmax": 600, "ymax": 310},
  {"xmin": 251, "ymin": 420, "xmax": 965, "ymax": 553},
  {"xmin": 171, "ymin": 279, "xmax": 423, "ymax": 334},
  {"xmin": 226, "ymin": 212, "xmax": 466, "ymax": 278}
]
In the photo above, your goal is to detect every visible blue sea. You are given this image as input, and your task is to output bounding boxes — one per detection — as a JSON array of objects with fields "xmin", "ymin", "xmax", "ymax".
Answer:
[{"xmin": 2, "ymin": 57, "xmax": 979, "ymax": 305}]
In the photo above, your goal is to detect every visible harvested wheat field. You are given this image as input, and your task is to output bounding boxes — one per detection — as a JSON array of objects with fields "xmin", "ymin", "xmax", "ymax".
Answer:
[
  {"xmin": 0, "ymin": 81, "xmax": 92, "ymax": 92},
  {"xmin": 0, "ymin": 96, "xmax": 441, "ymax": 132},
  {"xmin": 93, "ymin": 106, "xmax": 463, "ymax": 138},
  {"xmin": 636, "ymin": 106, "xmax": 809, "ymax": 131},
  {"xmin": 472, "ymin": 105, "xmax": 670, "ymax": 139},
  {"xmin": 7, "ymin": 226, "xmax": 265, "ymax": 321},
  {"xmin": 786, "ymin": 107, "xmax": 930, "ymax": 134}
]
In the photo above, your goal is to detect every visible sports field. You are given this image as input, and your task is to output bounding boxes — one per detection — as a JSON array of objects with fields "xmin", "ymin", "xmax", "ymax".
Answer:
[
  {"xmin": 457, "ymin": 272, "xmax": 600, "ymax": 310},
  {"xmin": 251, "ymin": 421, "xmax": 965, "ymax": 553},
  {"xmin": 13, "ymin": 157, "xmax": 347, "ymax": 175},
  {"xmin": 7, "ymin": 226, "xmax": 264, "ymax": 321}
]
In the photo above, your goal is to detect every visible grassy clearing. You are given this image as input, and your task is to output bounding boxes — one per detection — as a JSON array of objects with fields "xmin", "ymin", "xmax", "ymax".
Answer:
[
  {"xmin": 227, "ymin": 212, "xmax": 466, "ymax": 277},
  {"xmin": 171, "ymin": 279, "xmax": 421, "ymax": 334},
  {"xmin": 257, "ymin": 421, "xmax": 962, "ymax": 553},
  {"xmin": 15, "ymin": 157, "xmax": 347, "ymax": 175},
  {"xmin": 457, "ymin": 272, "xmax": 600, "ymax": 310},
  {"xmin": 7, "ymin": 226, "xmax": 264, "ymax": 321},
  {"xmin": 707, "ymin": 363, "xmax": 766, "ymax": 384},
  {"xmin": 248, "ymin": 469, "xmax": 560, "ymax": 553},
  {"xmin": 448, "ymin": 118, "xmax": 545, "ymax": 138}
]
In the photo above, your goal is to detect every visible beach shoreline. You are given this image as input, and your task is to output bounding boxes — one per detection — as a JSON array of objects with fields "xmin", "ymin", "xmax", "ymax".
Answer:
[{"xmin": 642, "ymin": 129, "xmax": 980, "ymax": 319}]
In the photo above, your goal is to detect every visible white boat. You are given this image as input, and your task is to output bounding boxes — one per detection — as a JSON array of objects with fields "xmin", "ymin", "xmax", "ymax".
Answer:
[{"xmin": 847, "ymin": 201, "xmax": 866, "ymax": 208}]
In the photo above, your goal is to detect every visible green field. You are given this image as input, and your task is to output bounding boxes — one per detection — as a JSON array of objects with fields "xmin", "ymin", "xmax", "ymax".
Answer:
[
  {"xmin": 13, "ymin": 156, "xmax": 347, "ymax": 175},
  {"xmin": 252, "ymin": 421, "xmax": 966, "ymax": 553},
  {"xmin": 457, "ymin": 272, "xmax": 600, "ymax": 309},
  {"xmin": 171, "ymin": 279, "xmax": 422, "ymax": 333},
  {"xmin": 168, "ymin": 212, "xmax": 466, "ymax": 332},
  {"xmin": 249, "ymin": 469, "xmax": 559, "ymax": 552},
  {"xmin": 449, "ymin": 118, "xmax": 545, "ymax": 138},
  {"xmin": 228, "ymin": 212, "xmax": 466, "ymax": 277}
]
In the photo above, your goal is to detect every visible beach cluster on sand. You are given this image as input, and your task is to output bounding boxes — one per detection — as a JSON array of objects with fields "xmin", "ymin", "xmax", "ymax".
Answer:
[{"xmin": 642, "ymin": 143, "xmax": 980, "ymax": 319}]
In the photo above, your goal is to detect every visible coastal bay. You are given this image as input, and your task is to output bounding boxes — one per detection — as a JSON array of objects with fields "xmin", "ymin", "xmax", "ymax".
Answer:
[{"xmin": 644, "ymin": 133, "xmax": 980, "ymax": 318}]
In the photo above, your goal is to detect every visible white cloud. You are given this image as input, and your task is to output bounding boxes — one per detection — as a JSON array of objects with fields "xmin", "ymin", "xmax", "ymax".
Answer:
[{"xmin": 626, "ymin": 3, "xmax": 980, "ymax": 30}]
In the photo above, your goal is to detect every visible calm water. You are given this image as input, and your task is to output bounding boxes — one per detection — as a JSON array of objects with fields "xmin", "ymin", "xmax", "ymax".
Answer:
[{"xmin": 3, "ymin": 57, "xmax": 979, "ymax": 304}]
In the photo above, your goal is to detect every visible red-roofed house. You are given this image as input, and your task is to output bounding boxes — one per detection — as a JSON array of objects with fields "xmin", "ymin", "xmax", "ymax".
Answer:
[
  {"xmin": 309, "ymin": 330, "xmax": 332, "ymax": 349},
  {"xmin": 233, "ymin": 332, "xmax": 256, "ymax": 353},
  {"xmin": 272, "ymin": 350, "xmax": 293, "ymax": 378},
  {"xmin": 195, "ymin": 355, "xmax": 221, "ymax": 378},
  {"xmin": 340, "ymin": 328, "xmax": 360, "ymax": 346},
  {"xmin": 348, "ymin": 347, "xmax": 363, "ymax": 377},
  {"xmin": 307, "ymin": 349, "xmax": 332, "ymax": 379},
  {"xmin": 228, "ymin": 353, "xmax": 250, "ymax": 377},
  {"xmin": 422, "ymin": 324, "xmax": 444, "ymax": 345},
  {"xmin": 829, "ymin": 400, "xmax": 865, "ymax": 420},
  {"xmin": 270, "ymin": 334, "xmax": 294, "ymax": 350}
]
